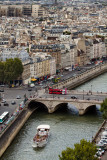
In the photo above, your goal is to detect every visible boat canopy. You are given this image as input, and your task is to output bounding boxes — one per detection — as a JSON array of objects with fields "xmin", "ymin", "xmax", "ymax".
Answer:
[{"xmin": 37, "ymin": 125, "xmax": 50, "ymax": 130}]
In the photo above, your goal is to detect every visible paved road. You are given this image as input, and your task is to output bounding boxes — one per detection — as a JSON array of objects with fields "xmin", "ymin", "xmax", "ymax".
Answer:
[
  {"xmin": 42, "ymin": 91, "xmax": 107, "ymax": 102},
  {"xmin": 0, "ymin": 87, "xmax": 36, "ymax": 120}
]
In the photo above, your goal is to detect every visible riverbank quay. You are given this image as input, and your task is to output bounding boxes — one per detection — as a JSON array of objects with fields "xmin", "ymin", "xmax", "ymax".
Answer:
[
  {"xmin": 52, "ymin": 62, "xmax": 107, "ymax": 89},
  {"xmin": 0, "ymin": 104, "xmax": 33, "ymax": 158},
  {"xmin": 92, "ymin": 120, "xmax": 107, "ymax": 160}
]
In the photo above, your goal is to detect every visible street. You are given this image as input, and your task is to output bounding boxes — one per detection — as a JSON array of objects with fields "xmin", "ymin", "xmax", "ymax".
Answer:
[{"xmin": 0, "ymin": 87, "xmax": 37, "ymax": 119}]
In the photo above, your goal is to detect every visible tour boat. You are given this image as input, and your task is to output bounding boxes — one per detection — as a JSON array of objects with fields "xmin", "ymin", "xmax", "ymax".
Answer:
[{"xmin": 32, "ymin": 124, "xmax": 50, "ymax": 148}]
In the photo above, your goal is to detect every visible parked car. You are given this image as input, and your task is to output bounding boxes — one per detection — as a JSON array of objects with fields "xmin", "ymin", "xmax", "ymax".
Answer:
[
  {"xmin": 86, "ymin": 62, "xmax": 91, "ymax": 65},
  {"xmin": 39, "ymin": 83, "xmax": 43, "ymax": 86},
  {"xmin": 30, "ymin": 83, "xmax": 35, "ymax": 88},
  {"xmin": 0, "ymin": 89, "xmax": 4, "ymax": 92},
  {"xmin": 97, "ymin": 148, "xmax": 105, "ymax": 155},
  {"xmin": 16, "ymin": 95, "xmax": 21, "ymax": 99},
  {"xmin": 1, "ymin": 99, "xmax": 6, "ymax": 103},
  {"xmin": 28, "ymin": 88, "xmax": 32, "ymax": 91},
  {"xmin": 0, "ymin": 85, "xmax": 4, "ymax": 87},
  {"xmin": 4, "ymin": 102, "xmax": 9, "ymax": 106},
  {"xmin": 11, "ymin": 101, "xmax": 16, "ymax": 105},
  {"xmin": 71, "ymin": 96, "xmax": 78, "ymax": 99}
]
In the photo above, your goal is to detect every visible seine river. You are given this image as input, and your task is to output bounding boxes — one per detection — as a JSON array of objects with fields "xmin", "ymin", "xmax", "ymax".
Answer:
[{"xmin": 1, "ymin": 73, "xmax": 107, "ymax": 160}]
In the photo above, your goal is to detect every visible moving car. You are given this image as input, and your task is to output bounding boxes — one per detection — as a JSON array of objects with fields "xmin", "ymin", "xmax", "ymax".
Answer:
[
  {"xmin": 11, "ymin": 101, "xmax": 16, "ymax": 105},
  {"xmin": 16, "ymin": 95, "xmax": 21, "ymax": 99},
  {"xmin": 4, "ymin": 102, "xmax": 9, "ymax": 106},
  {"xmin": 71, "ymin": 96, "xmax": 78, "ymax": 99},
  {"xmin": 28, "ymin": 88, "xmax": 32, "ymax": 91},
  {"xmin": 1, "ymin": 99, "xmax": 6, "ymax": 103},
  {"xmin": 30, "ymin": 83, "xmax": 35, "ymax": 88}
]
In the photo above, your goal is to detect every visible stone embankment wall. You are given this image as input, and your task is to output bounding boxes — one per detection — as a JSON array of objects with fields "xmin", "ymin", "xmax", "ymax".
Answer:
[
  {"xmin": 0, "ymin": 107, "xmax": 32, "ymax": 158},
  {"xmin": 53, "ymin": 63, "xmax": 107, "ymax": 89},
  {"xmin": 92, "ymin": 120, "xmax": 107, "ymax": 143}
]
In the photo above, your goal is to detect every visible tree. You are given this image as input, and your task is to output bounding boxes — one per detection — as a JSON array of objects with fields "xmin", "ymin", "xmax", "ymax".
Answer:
[
  {"xmin": 26, "ymin": 48, "xmax": 29, "ymax": 53},
  {"xmin": 13, "ymin": 58, "xmax": 23, "ymax": 79},
  {"xmin": 100, "ymin": 98, "xmax": 107, "ymax": 119},
  {"xmin": 0, "ymin": 61, "xmax": 5, "ymax": 82},
  {"xmin": 59, "ymin": 139, "xmax": 98, "ymax": 160},
  {"xmin": 4, "ymin": 58, "xmax": 14, "ymax": 83},
  {"xmin": 63, "ymin": 31, "xmax": 71, "ymax": 35},
  {"xmin": 4, "ymin": 58, "xmax": 23, "ymax": 84}
]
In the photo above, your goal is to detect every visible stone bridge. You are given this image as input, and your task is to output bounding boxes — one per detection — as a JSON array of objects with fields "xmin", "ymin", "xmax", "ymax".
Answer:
[{"xmin": 27, "ymin": 98, "xmax": 102, "ymax": 115}]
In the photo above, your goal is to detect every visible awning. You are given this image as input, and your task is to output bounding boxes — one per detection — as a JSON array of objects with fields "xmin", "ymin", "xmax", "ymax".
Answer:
[
  {"xmin": 31, "ymin": 78, "xmax": 37, "ymax": 81},
  {"xmin": 50, "ymin": 76, "xmax": 54, "ymax": 78}
]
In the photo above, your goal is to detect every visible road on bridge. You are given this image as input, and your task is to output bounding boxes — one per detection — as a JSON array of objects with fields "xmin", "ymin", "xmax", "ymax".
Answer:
[{"xmin": 41, "ymin": 91, "xmax": 107, "ymax": 102}]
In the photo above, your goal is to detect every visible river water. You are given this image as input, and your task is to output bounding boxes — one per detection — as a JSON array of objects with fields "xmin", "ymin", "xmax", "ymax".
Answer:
[{"xmin": 1, "ymin": 73, "xmax": 107, "ymax": 160}]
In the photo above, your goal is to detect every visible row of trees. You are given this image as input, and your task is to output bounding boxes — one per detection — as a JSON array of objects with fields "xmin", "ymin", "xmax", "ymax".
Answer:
[{"xmin": 0, "ymin": 58, "xmax": 23, "ymax": 84}]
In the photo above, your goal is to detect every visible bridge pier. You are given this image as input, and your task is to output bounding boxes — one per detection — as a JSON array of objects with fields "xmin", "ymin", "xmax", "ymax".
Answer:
[
  {"xmin": 48, "ymin": 108, "xmax": 55, "ymax": 113},
  {"xmin": 78, "ymin": 109, "xmax": 85, "ymax": 116}
]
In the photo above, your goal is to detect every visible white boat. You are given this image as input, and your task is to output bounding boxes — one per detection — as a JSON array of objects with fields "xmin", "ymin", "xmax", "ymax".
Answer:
[{"xmin": 32, "ymin": 124, "xmax": 50, "ymax": 148}]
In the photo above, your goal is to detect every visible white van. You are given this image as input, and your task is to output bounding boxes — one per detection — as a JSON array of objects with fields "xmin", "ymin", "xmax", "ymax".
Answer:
[{"xmin": 30, "ymin": 83, "xmax": 35, "ymax": 88}]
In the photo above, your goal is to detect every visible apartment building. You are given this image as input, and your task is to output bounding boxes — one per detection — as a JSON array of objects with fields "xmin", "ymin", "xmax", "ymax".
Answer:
[
  {"xmin": 0, "ymin": 4, "xmax": 46, "ymax": 18},
  {"xmin": 22, "ymin": 59, "xmax": 31, "ymax": 85},
  {"xmin": 0, "ymin": 35, "xmax": 10, "ymax": 47},
  {"xmin": 32, "ymin": 5, "xmax": 46, "ymax": 18},
  {"xmin": 30, "ymin": 44, "xmax": 61, "ymax": 69},
  {"xmin": 61, "ymin": 44, "xmax": 77, "ymax": 69},
  {"xmin": 0, "ymin": 5, "xmax": 23, "ymax": 17},
  {"xmin": 83, "ymin": 32, "xmax": 107, "ymax": 56},
  {"xmin": 76, "ymin": 39, "xmax": 88, "ymax": 66},
  {"xmin": 30, "ymin": 53, "xmax": 56, "ymax": 80},
  {"xmin": 0, "ymin": 48, "xmax": 29, "ymax": 62},
  {"xmin": 93, "ymin": 39, "xmax": 106, "ymax": 59},
  {"xmin": 23, "ymin": 5, "xmax": 32, "ymax": 16}
]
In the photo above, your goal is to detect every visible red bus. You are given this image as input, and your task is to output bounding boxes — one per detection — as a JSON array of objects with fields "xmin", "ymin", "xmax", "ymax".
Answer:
[{"xmin": 49, "ymin": 87, "xmax": 67, "ymax": 95}]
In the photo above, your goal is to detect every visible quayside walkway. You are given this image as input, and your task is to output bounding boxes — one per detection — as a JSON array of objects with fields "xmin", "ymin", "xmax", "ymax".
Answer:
[
  {"xmin": 92, "ymin": 120, "xmax": 107, "ymax": 160},
  {"xmin": 0, "ymin": 107, "xmax": 32, "ymax": 157}
]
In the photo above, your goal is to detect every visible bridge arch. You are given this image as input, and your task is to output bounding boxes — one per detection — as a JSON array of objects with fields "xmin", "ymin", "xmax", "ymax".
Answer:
[
  {"xmin": 28, "ymin": 100, "xmax": 48, "ymax": 112},
  {"xmin": 53, "ymin": 103, "xmax": 68, "ymax": 112},
  {"xmin": 82, "ymin": 105, "xmax": 96, "ymax": 115}
]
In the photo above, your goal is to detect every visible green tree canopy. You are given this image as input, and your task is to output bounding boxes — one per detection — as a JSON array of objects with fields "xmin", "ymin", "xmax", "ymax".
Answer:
[
  {"xmin": 0, "ymin": 61, "xmax": 5, "ymax": 82},
  {"xmin": 100, "ymin": 98, "xmax": 107, "ymax": 119},
  {"xmin": 1, "ymin": 58, "xmax": 23, "ymax": 84},
  {"xmin": 59, "ymin": 139, "xmax": 98, "ymax": 160},
  {"xmin": 63, "ymin": 31, "xmax": 71, "ymax": 35},
  {"xmin": 13, "ymin": 58, "xmax": 23, "ymax": 78}
]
